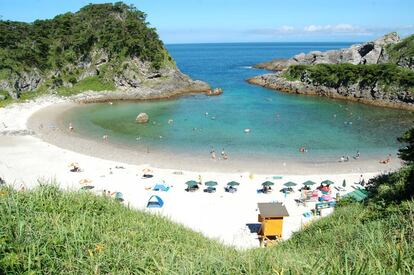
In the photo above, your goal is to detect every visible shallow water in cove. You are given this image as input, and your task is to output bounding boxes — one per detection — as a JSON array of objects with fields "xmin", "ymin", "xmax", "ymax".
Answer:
[{"xmin": 63, "ymin": 43, "xmax": 414, "ymax": 162}]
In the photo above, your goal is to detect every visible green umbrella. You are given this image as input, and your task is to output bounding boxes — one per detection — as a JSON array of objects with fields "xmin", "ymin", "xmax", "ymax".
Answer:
[
  {"xmin": 205, "ymin": 181, "xmax": 218, "ymax": 187},
  {"xmin": 186, "ymin": 180, "xmax": 199, "ymax": 188},
  {"xmin": 262, "ymin": 181, "xmax": 274, "ymax": 186},
  {"xmin": 321, "ymin": 180, "xmax": 334, "ymax": 185},
  {"xmin": 284, "ymin": 181, "xmax": 297, "ymax": 187},
  {"xmin": 80, "ymin": 185, "xmax": 94, "ymax": 190},
  {"xmin": 227, "ymin": 181, "xmax": 240, "ymax": 186},
  {"xmin": 303, "ymin": 180, "xmax": 316, "ymax": 186}
]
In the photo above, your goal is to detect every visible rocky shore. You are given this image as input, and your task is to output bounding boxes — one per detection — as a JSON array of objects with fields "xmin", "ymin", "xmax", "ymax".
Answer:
[
  {"xmin": 247, "ymin": 72, "xmax": 414, "ymax": 110},
  {"xmin": 248, "ymin": 33, "xmax": 414, "ymax": 110}
]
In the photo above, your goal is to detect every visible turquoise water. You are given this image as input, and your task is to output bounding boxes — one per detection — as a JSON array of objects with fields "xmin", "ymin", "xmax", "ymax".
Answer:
[{"xmin": 64, "ymin": 43, "xmax": 414, "ymax": 162}]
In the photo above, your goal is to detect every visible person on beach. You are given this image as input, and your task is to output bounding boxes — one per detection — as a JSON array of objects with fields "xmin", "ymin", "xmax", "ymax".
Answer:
[
  {"xmin": 210, "ymin": 149, "xmax": 216, "ymax": 160},
  {"xmin": 221, "ymin": 148, "xmax": 229, "ymax": 160},
  {"xmin": 102, "ymin": 135, "xmax": 108, "ymax": 141},
  {"xmin": 354, "ymin": 150, "xmax": 360, "ymax": 159},
  {"xmin": 69, "ymin": 122, "xmax": 74, "ymax": 131},
  {"xmin": 380, "ymin": 154, "xmax": 392, "ymax": 164}
]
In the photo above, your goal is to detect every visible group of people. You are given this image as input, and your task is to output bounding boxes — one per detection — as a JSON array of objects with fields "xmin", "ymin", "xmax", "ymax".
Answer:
[
  {"xmin": 339, "ymin": 150, "xmax": 361, "ymax": 162},
  {"xmin": 210, "ymin": 148, "xmax": 228, "ymax": 160}
]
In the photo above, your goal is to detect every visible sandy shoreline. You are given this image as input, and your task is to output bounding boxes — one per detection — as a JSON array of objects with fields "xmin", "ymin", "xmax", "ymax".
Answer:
[{"xmin": 0, "ymin": 95, "xmax": 401, "ymax": 248}]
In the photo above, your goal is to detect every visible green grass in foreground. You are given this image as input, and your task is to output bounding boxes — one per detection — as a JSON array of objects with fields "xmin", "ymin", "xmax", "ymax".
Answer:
[{"xmin": 1, "ymin": 184, "xmax": 413, "ymax": 274}]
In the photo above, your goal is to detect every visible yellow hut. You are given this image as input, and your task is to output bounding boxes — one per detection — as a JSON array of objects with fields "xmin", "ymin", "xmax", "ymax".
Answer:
[{"xmin": 257, "ymin": 202, "xmax": 289, "ymax": 246}]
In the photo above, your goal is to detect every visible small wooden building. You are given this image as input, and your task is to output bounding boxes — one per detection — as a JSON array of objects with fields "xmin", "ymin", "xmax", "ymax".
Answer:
[{"xmin": 257, "ymin": 202, "xmax": 289, "ymax": 246}]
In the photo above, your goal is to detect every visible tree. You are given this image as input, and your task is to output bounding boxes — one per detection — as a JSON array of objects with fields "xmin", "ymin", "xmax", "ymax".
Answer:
[{"xmin": 398, "ymin": 126, "xmax": 414, "ymax": 165}]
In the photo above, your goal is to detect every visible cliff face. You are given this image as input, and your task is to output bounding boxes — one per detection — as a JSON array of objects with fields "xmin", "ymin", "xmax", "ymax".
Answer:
[
  {"xmin": 249, "ymin": 33, "xmax": 414, "ymax": 110},
  {"xmin": 0, "ymin": 3, "xmax": 209, "ymax": 102},
  {"xmin": 254, "ymin": 32, "xmax": 405, "ymax": 71}
]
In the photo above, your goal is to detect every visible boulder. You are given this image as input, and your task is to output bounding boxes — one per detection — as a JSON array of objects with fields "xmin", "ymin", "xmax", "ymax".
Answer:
[{"xmin": 136, "ymin": 113, "xmax": 149, "ymax": 124}]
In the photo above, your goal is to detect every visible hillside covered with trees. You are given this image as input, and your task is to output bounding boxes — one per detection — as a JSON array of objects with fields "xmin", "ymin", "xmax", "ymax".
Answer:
[{"xmin": 0, "ymin": 2, "xmax": 208, "ymax": 104}]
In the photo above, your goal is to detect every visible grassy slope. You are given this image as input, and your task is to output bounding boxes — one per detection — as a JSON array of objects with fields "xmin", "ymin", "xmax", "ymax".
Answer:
[{"xmin": 1, "ymin": 185, "xmax": 413, "ymax": 274}]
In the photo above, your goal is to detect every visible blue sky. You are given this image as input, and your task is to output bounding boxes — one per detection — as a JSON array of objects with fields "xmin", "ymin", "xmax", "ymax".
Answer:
[{"xmin": 1, "ymin": 0, "xmax": 413, "ymax": 43}]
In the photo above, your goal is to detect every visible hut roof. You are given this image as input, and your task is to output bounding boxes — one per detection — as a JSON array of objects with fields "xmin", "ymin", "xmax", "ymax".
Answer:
[{"xmin": 258, "ymin": 202, "xmax": 289, "ymax": 217}]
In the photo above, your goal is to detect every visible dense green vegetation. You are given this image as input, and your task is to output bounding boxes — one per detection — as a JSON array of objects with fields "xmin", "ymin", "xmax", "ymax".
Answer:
[
  {"xmin": 387, "ymin": 34, "xmax": 414, "ymax": 65},
  {"xmin": 0, "ymin": 2, "xmax": 170, "ymax": 72},
  {"xmin": 0, "ymin": 2, "xmax": 174, "ymax": 104},
  {"xmin": 283, "ymin": 63, "xmax": 414, "ymax": 92},
  {"xmin": 1, "ymin": 126, "xmax": 413, "ymax": 274}
]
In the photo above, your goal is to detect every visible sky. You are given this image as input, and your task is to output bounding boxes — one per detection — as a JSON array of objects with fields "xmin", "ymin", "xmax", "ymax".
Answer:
[{"xmin": 0, "ymin": 0, "xmax": 413, "ymax": 44}]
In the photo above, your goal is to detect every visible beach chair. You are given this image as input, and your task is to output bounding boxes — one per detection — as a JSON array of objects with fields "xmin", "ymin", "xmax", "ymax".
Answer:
[
  {"xmin": 204, "ymin": 186, "xmax": 216, "ymax": 193},
  {"xmin": 225, "ymin": 186, "xmax": 237, "ymax": 193},
  {"xmin": 185, "ymin": 185, "xmax": 199, "ymax": 192}
]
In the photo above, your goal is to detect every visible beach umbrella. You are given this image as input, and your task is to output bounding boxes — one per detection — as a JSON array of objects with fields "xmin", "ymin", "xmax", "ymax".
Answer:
[
  {"xmin": 303, "ymin": 180, "xmax": 316, "ymax": 186},
  {"xmin": 262, "ymin": 181, "xmax": 274, "ymax": 186},
  {"xmin": 321, "ymin": 180, "xmax": 334, "ymax": 185},
  {"xmin": 284, "ymin": 181, "xmax": 297, "ymax": 187},
  {"xmin": 205, "ymin": 181, "xmax": 218, "ymax": 187},
  {"xmin": 80, "ymin": 185, "xmax": 94, "ymax": 190},
  {"xmin": 227, "ymin": 181, "xmax": 240, "ymax": 186},
  {"xmin": 79, "ymin": 178, "xmax": 92, "ymax": 185},
  {"xmin": 185, "ymin": 180, "xmax": 199, "ymax": 188}
]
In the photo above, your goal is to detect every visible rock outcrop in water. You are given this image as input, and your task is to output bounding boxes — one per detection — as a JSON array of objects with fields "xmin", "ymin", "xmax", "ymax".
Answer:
[
  {"xmin": 248, "ymin": 33, "xmax": 414, "ymax": 110},
  {"xmin": 0, "ymin": 3, "xmax": 210, "ymax": 103},
  {"xmin": 135, "ymin": 113, "xmax": 149, "ymax": 124}
]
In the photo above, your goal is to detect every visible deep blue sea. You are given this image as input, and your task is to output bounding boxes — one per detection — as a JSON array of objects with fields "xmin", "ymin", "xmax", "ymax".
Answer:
[{"xmin": 63, "ymin": 43, "xmax": 414, "ymax": 162}]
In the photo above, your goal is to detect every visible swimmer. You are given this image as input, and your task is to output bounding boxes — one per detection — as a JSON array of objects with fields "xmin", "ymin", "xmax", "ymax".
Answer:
[{"xmin": 210, "ymin": 149, "xmax": 216, "ymax": 160}]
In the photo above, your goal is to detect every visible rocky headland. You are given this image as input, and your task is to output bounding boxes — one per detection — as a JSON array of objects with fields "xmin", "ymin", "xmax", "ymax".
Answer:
[
  {"xmin": 0, "ymin": 3, "xmax": 210, "ymax": 105},
  {"xmin": 248, "ymin": 33, "xmax": 414, "ymax": 110}
]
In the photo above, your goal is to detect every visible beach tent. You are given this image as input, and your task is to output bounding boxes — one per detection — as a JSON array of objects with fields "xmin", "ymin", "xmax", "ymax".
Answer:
[
  {"xmin": 153, "ymin": 184, "xmax": 170, "ymax": 192},
  {"xmin": 147, "ymin": 195, "xmax": 164, "ymax": 208},
  {"xmin": 114, "ymin": 192, "xmax": 124, "ymax": 202}
]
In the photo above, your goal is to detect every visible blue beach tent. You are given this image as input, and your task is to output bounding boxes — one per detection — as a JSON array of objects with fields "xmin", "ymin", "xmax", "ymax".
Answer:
[
  {"xmin": 153, "ymin": 184, "xmax": 170, "ymax": 192},
  {"xmin": 147, "ymin": 195, "xmax": 164, "ymax": 208}
]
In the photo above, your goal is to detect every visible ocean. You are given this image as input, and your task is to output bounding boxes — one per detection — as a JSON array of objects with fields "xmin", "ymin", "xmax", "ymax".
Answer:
[{"xmin": 62, "ymin": 42, "xmax": 414, "ymax": 162}]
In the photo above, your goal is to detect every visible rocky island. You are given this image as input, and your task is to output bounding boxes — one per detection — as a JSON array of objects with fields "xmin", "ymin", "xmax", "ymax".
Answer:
[
  {"xmin": 0, "ymin": 3, "xmax": 209, "ymax": 105},
  {"xmin": 248, "ymin": 33, "xmax": 414, "ymax": 110}
]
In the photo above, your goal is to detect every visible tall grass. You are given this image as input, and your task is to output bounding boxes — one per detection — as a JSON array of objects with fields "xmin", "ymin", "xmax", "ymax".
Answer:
[{"xmin": 1, "ymin": 184, "xmax": 413, "ymax": 274}]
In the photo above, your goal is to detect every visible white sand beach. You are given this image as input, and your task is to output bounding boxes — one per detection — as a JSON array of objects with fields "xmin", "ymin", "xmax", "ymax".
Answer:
[{"xmin": 0, "ymin": 96, "xmax": 402, "ymax": 248}]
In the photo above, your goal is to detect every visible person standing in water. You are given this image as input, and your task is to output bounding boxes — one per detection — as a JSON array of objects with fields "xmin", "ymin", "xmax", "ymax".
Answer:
[{"xmin": 210, "ymin": 149, "xmax": 216, "ymax": 160}]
